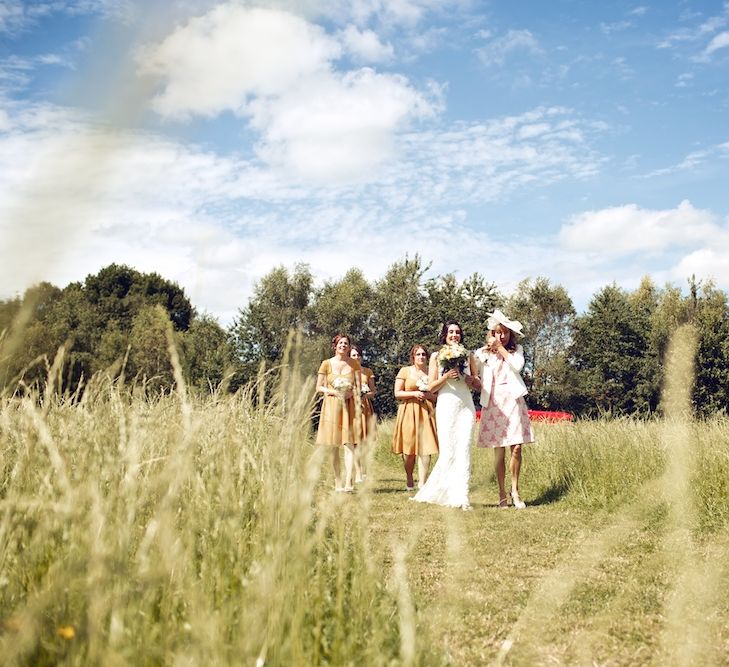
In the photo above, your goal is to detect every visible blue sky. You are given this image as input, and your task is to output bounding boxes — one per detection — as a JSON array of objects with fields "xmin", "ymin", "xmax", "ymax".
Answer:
[{"xmin": 2, "ymin": 1, "xmax": 728, "ymax": 323}]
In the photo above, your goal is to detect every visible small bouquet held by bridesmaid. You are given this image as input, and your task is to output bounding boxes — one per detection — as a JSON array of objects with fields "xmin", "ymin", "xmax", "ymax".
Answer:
[
  {"xmin": 331, "ymin": 377, "xmax": 353, "ymax": 397},
  {"xmin": 437, "ymin": 343, "xmax": 469, "ymax": 374},
  {"xmin": 416, "ymin": 377, "xmax": 429, "ymax": 392}
]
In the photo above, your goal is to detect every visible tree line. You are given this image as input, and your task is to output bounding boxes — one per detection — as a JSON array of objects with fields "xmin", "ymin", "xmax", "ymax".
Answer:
[{"xmin": 1, "ymin": 258, "xmax": 728, "ymax": 417}]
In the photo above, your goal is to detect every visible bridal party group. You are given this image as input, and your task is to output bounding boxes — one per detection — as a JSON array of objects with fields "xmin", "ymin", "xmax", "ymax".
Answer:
[{"xmin": 315, "ymin": 310, "xmax": 534, "ymax": 511}]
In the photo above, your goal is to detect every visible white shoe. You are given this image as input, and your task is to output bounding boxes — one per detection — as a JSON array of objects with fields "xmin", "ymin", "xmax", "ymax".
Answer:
[{"xmin": 511, "ymin": 491, "xmax": 526, "ymax": 509}]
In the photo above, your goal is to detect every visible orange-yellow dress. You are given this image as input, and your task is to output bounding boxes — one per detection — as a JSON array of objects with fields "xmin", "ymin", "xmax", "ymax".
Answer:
[
  {"xmin": 359, "ymin": 367, "xmax": 377, "ymax": 442},
  {"xmin": 392, "ymin": 366, "xmax": 439, "ymax": 456},
  {"xmin": 316, "ymin": 358, "xmax": 362, "ymax": 447}
]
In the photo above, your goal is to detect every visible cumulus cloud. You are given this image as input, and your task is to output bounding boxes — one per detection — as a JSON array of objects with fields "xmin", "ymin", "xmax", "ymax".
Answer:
[
  {"xmin": 559, "ymin": 200, "xmax": 718, "ymax": 256},
  {"xmin": 139, "ymin": 6, "xmax": 341, "ymax": 118},
  {"xmin": 139, "ymin": 4, "xmax": 437, "ymax": 182},
  {"xmin": 672, "ymin": 246, "xmax": 729, "ymax": 283},
  {"xmin": 250, "ymin": 67, "xmax": 435, "ymax": 182},
  {"xmin": 340, "ymin": 25, "xmax": 394, "ymax": 62}
]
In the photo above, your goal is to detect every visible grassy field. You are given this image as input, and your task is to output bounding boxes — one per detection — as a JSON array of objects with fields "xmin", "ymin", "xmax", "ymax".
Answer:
[{"xmin": 2, "ymin": 351, "xmax": 729, "ymax": 665}]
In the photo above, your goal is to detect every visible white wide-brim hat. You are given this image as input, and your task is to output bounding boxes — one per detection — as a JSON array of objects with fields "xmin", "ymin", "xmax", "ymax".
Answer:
[{"xmin": 487, "ymin": 309, "xmax": 524, "ymax": 336}]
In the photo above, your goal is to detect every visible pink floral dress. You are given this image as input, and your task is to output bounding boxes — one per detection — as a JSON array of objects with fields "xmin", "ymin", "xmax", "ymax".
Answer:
[{"xmin": 477, "ymin": 354, "xmax": 534, "ymax": 448}]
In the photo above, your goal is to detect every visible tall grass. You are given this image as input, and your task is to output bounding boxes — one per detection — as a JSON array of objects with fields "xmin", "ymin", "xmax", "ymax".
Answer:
[
  {"xmin": 0, "ymin": 346, "xmax": 433, "ymax": 666},
  {"xmin": 2, "ymin": 335, "xmax": 729, "ymax": 665},
  {"xmin": 520, "ymin": 416, "xmax": 729, "ymax": 533}
]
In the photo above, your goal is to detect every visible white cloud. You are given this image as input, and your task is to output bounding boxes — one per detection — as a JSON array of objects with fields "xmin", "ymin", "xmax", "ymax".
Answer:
[
  {"xmin": 250, "ymin": 67, "xmax": 435, "ymax": 182},
  {"xmin": 628, "ymin": 6, "xmax": 648, "ymax": 17},
  {"xmin": 0, "ymin": 0, "xmax": 130, "ymax": 34},
  {"xmin": 658, "ymin": 3, "xmax": 729, "ymax": 50},
  {"xmin": 476, "ymin": 29, "xmax": 542, "ymax": 67},
  {"xmin": 559, "ymin": 200, "xmax": 718, "ymax": 256},
  {"xmin": 675, "ymin": 72, "xmax": 694, "ymax": 87},
  {"xmin": 639, "ymin": 140, "xmax": 729, "ymax": 178},
  {"xmin": 697, "ymin": 29, "xmax": 729, "ymax": 60},
  {"xmin": 139, "ymin": 6, "xmax": 341, "ymax": 118},
  {"xmin": 601, "ymin": 20, "xmax": 632, "ymax": 35},
  {"xmin": 340, "ymin": 25, "xmax": 394, "ymax": 62},
  {"xmin": 1, "ymin": 98, "xmax": 607, "ymax": 321},
  {"xmin": 672, "ymin": 246, "xmax": 729, "ymax": 284},
  {"xmin": 140, "ymin": 4, "xmax": 437, "ymax": 182}
]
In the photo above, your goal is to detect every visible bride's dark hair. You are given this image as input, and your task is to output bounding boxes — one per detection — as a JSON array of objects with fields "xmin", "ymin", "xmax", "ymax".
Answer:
[{"xmin": 439, "ymin": 320, "xmax": 464, "ymax": 346}]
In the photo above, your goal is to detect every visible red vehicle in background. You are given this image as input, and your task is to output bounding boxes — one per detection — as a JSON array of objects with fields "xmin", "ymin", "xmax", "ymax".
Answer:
[
  {"xmin": 527, "ymin": 409, "xmax": 573, "ymax": 422},
  {"xmin": 475, "ymin": 409, "xmax": 573, "ymax": 422}
]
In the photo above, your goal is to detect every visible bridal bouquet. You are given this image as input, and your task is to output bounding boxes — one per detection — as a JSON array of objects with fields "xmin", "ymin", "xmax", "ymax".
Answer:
[
  {"xmin": 437, "ymin": 343, "xmax": 469, "ymax": 374},
  {"xmin": 331, "ymin": 377, "xmax": 353, "ymax": 397}
]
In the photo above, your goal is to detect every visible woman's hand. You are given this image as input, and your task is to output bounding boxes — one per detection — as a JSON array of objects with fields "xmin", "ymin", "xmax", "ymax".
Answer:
[
  {"xmin": 413, "ymin": 390, "xmax": 425, "ymax": 401},
  {"xmin": 344, "ymin": 390, "xmax": 354, "ymax": 400},
  {"xmin": 465, "ymin": 375, "xmax": 482, "ymax": 391},
  {"xmin": 443, "ymin": 368, "xmax": 460, "ymax": 380}
]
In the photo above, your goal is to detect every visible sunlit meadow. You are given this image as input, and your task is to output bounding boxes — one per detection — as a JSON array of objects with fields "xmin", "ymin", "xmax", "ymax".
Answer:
[{"xmin": 1, "ymin": 330, "xmax": 729, "ymax": 665}]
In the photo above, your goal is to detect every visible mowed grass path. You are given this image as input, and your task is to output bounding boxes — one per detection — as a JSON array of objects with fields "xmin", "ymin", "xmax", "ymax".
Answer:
[{"xmin": 349, "ymin": 420, "xmax": 729, "ymax": 666}]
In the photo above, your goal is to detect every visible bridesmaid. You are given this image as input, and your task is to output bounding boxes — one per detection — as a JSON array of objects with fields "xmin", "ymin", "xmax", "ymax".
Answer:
[
  {"xmin": 316, "ymin": 333, "xmax": 362, "ymax": 491},
  {"xmin": 350, "ymin": 345, "xmax": 376, "ymax": 483},
  {"xmin": 392, "ymin": 344, "xmax": 439, "ymax": 491}
]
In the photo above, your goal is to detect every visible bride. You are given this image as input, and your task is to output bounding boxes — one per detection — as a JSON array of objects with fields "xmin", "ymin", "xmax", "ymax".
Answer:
[{"xmin": 412, "ymin": 320, "xmax": 481, "ymax": 510}]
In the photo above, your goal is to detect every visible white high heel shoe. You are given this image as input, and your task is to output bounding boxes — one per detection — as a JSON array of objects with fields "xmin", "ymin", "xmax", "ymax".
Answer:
[{"xmin": 511, "ymin": 490, "xmax": 526, "ymax": 509}]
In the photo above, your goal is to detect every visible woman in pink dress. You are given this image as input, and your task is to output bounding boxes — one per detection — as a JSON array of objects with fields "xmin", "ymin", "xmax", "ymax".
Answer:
[{"xmin": 475, "ymin": 310, "xmax": 534, "ymax": 509}]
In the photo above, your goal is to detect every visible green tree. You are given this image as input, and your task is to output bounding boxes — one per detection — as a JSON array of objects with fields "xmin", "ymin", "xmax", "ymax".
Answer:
[
  {"xmin": 689, "ymin": 279, "xmax": 729, "ymax": 416},
  {"xmin": 127, "ymin": 305, "xmax": 175, "ymax": 394},
  {"xmin": 506, "ymin": 277, "xmax": 575, "ymax": 410},
  {"xmin": 84, "ymin": 264, "xmax": 193, "ymax": 331},
  {"xmin": 228, "ymin": 264, "xmax": 314, "ymax": 385},
  {"xmin": 569, "ymin": 284, "xmax": 652, "ymax": 416},
  {"xmin": 425, "ymin": 272, "xmax": 500, "ymax": 347},
  {"xmin": 627, "ymin": 277, "xmax": 661, "ymax": 413},
  {"xmin": 310, "ymin": 268, "xmax": 374, "ymax": 361},
  {"xmin": 182, "ymin": 314, "xmax": 237, "ymax": 392},
  {"xmin": 367, "ymin": 256, "xmax": 434, "ymax": 416}
]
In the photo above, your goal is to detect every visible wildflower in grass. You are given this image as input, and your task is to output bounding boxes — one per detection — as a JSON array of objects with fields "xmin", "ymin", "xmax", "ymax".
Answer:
[{"xmin": 57, "ymin": 625, "xmax": 76, "ymax": 640}]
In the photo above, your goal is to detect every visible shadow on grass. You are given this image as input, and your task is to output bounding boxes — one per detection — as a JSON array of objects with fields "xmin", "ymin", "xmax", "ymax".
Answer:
[{"xmin": 528, "ymin": 481, "xmax": 570, "ymax": 506}]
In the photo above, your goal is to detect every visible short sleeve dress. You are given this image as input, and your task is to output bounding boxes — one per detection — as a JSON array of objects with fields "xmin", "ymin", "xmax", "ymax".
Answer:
[
  {"xmin": 391, "ymin": 366, "xmax": 439, "ymax": 456},
  {"xmin": 359, "ymin": 367, "xmax": 377, "ymax": 442},
  {"xmin": 316, "ymin": 358, "xmax": 362, "ymax": 447}
]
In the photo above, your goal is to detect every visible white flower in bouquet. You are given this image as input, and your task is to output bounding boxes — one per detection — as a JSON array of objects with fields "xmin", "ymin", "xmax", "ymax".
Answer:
[
  {"xmin": 360, "ymin": 384, "xmax": 372, "ymax": 396},
  {"xmin": 437, "ymin": 343, "xmax": 469, "ymax": 373},
  {"xmin": 331, "ymin": 377, "xmax": 353, "ymax": 397},
  {"xmin": 416, "ymin": 377, "xmax": 429, "ymax": 392}
]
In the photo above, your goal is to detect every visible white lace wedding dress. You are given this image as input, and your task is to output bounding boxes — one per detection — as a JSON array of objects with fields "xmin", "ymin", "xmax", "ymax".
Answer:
[{"xmin": 412, "ymin": 370, "xmax": 476, "ymax": 508}]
